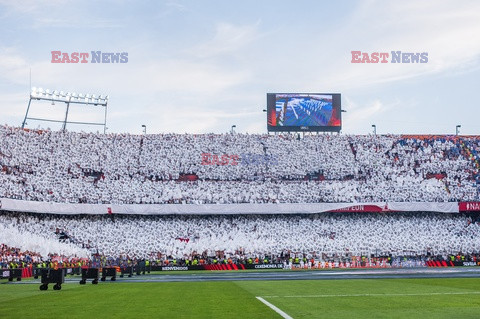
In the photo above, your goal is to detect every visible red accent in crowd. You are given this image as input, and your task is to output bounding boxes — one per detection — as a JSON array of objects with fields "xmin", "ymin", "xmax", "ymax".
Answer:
[
  {"xmin": 425, "ymin": 173, "xmax": 446, "ymax": 180},
  {"xmin": 177, "ymin": 174, "xmax": 199, "ymax": 181}
]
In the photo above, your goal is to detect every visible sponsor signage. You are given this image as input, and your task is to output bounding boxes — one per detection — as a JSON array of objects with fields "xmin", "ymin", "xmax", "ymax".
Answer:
[
  {"xmin": 327, "ymin": 205, "xmax": 387, "ymax": 213},
  {"xmin": 161, "ymin": 266, "xmax": 188, "ymax": 271},
  {"xmin": 157, "ymin": 264, "xmax": 286, "ymax": 271},
  {"xmin": 427, "ymin": 261, "xmax": 479, "ymax": 267},
  {"xmin": 252, "ymin": 264, "xmax": 284, "ymax": 269},
  {"xmin": 459, "ymin": 202, "xmax": 480, "ymax": 212},
  {"xmin": 462, "ymin": 262, "xmax": 477, "ymax": 266}
]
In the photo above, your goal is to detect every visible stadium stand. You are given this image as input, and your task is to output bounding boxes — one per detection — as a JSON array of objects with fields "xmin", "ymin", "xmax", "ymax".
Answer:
[
  {"xmin": 0, "ymin": 125, "xmax": 479, "ymax": 204},
  {"xmin": 1, "ymin": 125, "xmax": 480, "ymax": 268},
  {"xmin": 1, "ymin": 211, "xmax": 480, "ymax": 265}
]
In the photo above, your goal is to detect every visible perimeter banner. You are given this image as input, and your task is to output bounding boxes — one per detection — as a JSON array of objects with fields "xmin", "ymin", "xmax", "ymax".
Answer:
[{"xmin": 0, "ymin": 198, "xmax": 461, "ymax": 215}]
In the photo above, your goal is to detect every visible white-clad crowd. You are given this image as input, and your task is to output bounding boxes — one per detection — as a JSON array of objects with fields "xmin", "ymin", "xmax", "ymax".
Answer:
[
  {"xmin": 0, "ymin": 219, "xmax": 89, "ymax": 260},
  {"xmin": 0, "ymin": 125, "xmax": 479, "ymax": 204},
  {"xmin": 1, "ymin": 212, "xmax": 478, "ymax": 260}
]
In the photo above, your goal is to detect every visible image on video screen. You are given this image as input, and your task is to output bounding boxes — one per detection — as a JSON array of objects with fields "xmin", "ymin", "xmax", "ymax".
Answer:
[{"xmin": 274, "ymin": 94, "xmax": 337, "ymax": 127}]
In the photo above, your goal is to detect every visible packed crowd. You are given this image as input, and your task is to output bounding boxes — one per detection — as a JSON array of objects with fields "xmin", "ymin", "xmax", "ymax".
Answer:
[
  {"xmin": 0, "ymin": 125, "xmax": 479, "ymax": 204},
  {"xmin": 1, "ymin": 211, "xmax": 479, "ymax": 265},
  {"xmin": 1, "ymin": 126, "xmax": 480, "ymax": 269},
  {"xmin": 0, "ymin": 215, "xmax": 90, "ymax": 263},
  {"xmin": 0, "ymin": 244, "xmax": 42, "ymax": 268}
]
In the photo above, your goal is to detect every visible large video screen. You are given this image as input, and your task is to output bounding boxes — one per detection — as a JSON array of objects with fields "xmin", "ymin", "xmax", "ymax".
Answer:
[{"xmin": 267, "ymin": 93, "xmax": 341, "ymax": 132}]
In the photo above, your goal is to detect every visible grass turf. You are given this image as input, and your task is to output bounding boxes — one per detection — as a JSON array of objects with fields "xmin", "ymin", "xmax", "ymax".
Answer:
[{"xmin": 1, "ymin": 278, "xmax": 480, "ymax": 318}]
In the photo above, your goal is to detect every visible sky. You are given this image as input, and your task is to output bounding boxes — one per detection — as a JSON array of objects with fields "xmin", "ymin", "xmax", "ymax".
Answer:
[{"xmin": 0, "ymin": 0, "xmax": 479, "ymax": 135}]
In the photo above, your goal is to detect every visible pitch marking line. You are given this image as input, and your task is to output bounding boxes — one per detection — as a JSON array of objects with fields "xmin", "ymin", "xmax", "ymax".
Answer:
[
  {"xmin": 261, "ymin": 291, "xmax": 480, "ymax": 298},
  {"xmin": 256, "ymin": 296, "xmax": 293, "ymax": 319}
]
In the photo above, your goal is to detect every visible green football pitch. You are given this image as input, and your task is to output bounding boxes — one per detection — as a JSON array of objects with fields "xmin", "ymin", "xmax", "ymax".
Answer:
[{"xmin": 1, "ymin": 277, "xmax": 480, "ymax": 318}]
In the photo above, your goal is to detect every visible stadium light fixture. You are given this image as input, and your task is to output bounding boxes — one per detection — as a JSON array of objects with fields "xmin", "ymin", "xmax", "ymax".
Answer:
[
  {"xmin": 22, "ymin": 87, "xmax": 109, "ymax": 133},
  {"xmin": 456, "ymin": 125, "xmax": 461, "ymax": 136},
  {"xmin": 231, "ymin": 125, "xmax": 236, "ymax": 134},
  {"xmin": 28, "ymin": 90, "xmax": 109, "ymax": 106},
  {"xmin": 372, "ymin": 124, "xmax": 376, "ymax": 135},
  {"xmin": 142, "ymin": 124, "xmax": 146, "ymax": 134}
]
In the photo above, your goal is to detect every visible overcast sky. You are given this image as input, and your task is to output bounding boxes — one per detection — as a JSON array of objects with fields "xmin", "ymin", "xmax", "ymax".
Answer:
[{"xmin": 1, "ymin": 0, "xmax": 479, "ymax": 135}]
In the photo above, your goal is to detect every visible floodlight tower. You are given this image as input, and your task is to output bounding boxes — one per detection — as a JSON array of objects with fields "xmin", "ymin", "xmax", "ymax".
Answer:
[
  {"xmin": 22, "ymin": 87, "xmax": 109, "ymax": 133},
  {"xmin": 456, "ymin": 125, "xmax": 461, "ymax": 136}
]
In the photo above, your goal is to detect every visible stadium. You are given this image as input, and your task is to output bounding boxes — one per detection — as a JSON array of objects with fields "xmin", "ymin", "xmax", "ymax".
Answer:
[{"xmin": 2, "ymin": 1, "xmax": 480, "ymax": 318}]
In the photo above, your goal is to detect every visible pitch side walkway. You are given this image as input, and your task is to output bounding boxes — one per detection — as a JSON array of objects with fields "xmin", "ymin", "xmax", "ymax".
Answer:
[
  {"xmin": 111, "ymin": 267, "xmax": 480, "ymax": 283},
  {"xmin": 6, "ymin": 267, "xmax": 480, "ymax": 285}
]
